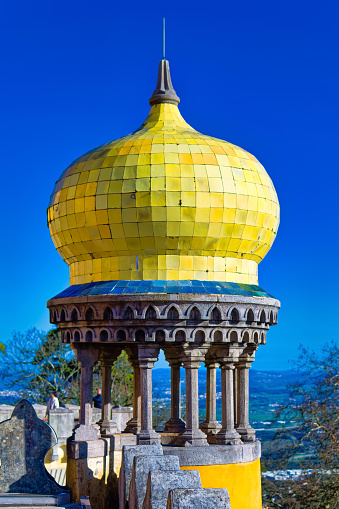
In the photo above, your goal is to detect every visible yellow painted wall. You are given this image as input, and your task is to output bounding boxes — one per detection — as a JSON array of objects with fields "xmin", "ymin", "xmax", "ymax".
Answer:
[{"xmin": 181, "ymin": 458, "xmax": 262, "ymax": 509}]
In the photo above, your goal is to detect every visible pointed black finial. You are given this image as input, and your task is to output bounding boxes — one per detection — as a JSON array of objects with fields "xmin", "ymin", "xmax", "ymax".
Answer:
[{"xmin": 149, "ymin": 59, "xmax": 180, "ymax": 106}]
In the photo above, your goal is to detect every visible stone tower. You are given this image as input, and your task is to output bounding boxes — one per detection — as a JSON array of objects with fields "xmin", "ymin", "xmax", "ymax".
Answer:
[{"xmin": 47, "ymin": 58, "xmax": 280, "ymax": 509}]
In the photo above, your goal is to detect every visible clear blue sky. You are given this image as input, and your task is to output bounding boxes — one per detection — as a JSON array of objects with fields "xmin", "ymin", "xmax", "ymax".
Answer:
[{"xmin": 1, "ymin": 0, "xmax": 338, "ymax": 370}]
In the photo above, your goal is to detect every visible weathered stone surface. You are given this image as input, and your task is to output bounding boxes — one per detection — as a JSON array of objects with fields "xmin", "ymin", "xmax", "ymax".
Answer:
[
  {"xmin": 163, "ymin": 441, "xmax": 261, "ymax": 465},
  {"xmin": 0, "ymin": 400, "xmax": 66, "ymax": 495},
  {"xmin": 129, "ymin": 455, "xmax": 180, "ymax": 509},
  {"xmin": 49, "ymin": 408, "xmax": 74, "ymax": 461},
  {"xmin": 0, "ymin": 492, "xmax": 71, "ymax": 506},
  {"xmin": 118, "ymin": 444, "xmax": 163, "ymax": 509},
  {"xmin": 112, "ymin": 407, "xmax": 133, "ymax": 433},
  {"xmin": 142, "ymin": 470, "xmax": 201, "ymax": 509},
  {"xmin": 166, "ymin": 488, "xmax": 231, "ymax": 508}
]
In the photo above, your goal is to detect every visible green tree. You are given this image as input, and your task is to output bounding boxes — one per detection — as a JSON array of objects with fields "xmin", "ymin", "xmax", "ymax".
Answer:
[
  {"xmin": 0, "ymin": 328, "xmax": 134, "ymax": 409},
  {"xmin": 262, "ymin": 342, "xmax": 339, "ymax": 509},
  {"xmin": 111, "ymin": 350, "xmax": 133, "ymax": 407},
  {"xmin": 0, "ymin": 327, "xmax": 80, "ymax": 404}
]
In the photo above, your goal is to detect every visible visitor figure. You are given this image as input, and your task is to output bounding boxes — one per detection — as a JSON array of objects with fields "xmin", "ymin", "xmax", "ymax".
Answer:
[
  {"xmin": 93, "ymin": 388, "xmax": 102, "ymax": 409},
  {"xmin": 46, "ymin": 391, "xmax": 59, "ymax": 412}
]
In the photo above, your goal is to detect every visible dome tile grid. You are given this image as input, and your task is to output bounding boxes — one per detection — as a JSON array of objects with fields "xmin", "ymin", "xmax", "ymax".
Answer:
[
  {"xmin": 47, "ymin": 103, "xmax": 279, "ymax": 285},
  {"xmin": 52, "ymin": 280, "xmax": 275, "ymax": 299}
]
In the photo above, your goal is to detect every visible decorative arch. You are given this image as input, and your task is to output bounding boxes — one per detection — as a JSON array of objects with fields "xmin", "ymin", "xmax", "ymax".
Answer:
[
  {"xmin": 213, "ymin": 330, "xmax": 223, "ymax": 342},
  {"xmin": 144, "ymin": 306, "xmax": 158, "ymax": 320},
  {"xmin": 85, "ymin": 307, "xmax": 94, "ymax": 321},
  {"xmin": 167, "ymin": 306, "xmax": 180, "ymax": 320},
  {"xmin": 228, "ymin": 329, "xmax": 238, "ymax": 343},
  {"xmin": 155, "ymin": 330, "xmax": 166, "ymax": 342},
  {"xmin": 100, "ymin": 329, "xmax": 109, "ymax": 341},
  {"xmin": 252, "ymin": 331, "xmax": 259, "ymax": 343},
  {"xmin": 85, "ymin": 330, "xmax": 93, "ymax": 342},
  {"xmin": 116, "ymin": 329, "xmax": 127, "ymax": 341},
  {"xmin": 242, "ymin": 330, "xmax": 250, "ymax": 342},
  {"xmin": 246, "ymin": 309, "xmax": 254, "ymax": 324},
  {"xmin": 189, "ymin": 306, "xmax": 201, "ymax": 321},
  {"xmin": 135, "ymin": 329, "xmax": 146, "ymax": 342},
  {"xmin": 269, "ymin": 311, "xmax": 274, "ymax": 325},
  {"xmin": 103, "ymin": 307, "xmax": 114, "ymax": 321},
  {"xmin": 175, "ymin": 329, "xmax": 186, "ymax": 342},
  {"xmin": 229, "ymin": 307, "xmax": 239, "ymax": 324},
  {"xmin": 74, "ymin": 330, "xmax": 81, "ymax": 342},
  {"xmin": 71, "ymin": 308, "xmax": 79, "ymax": 322},
  {"xmin": 60, "ymin": 309, "xmax": 66, "ymax": 322},
  {"xmin": 121, "ymin": 305, "xmax": 137, "ymax": 320},
  {"xmin": 65, "ymin": 331, "xmax": 71, "ymax": 343},
  {"xmin": 210, "ymin": 306, "xmax": 222, "ymax": 322},
  {"xmin": 261, "ymin": 332, "xmax": 266, "ymax": 344},
  {"xmin": 194, "ymin": 329, "xmax": 205, "ymax": 342},
  {"xmin": 259, "ymin": 309, "xmax": 266, "ymax": 324}
]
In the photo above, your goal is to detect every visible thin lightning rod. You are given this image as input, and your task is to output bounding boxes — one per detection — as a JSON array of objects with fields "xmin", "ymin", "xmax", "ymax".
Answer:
[{"xmin": 163, "ymin": 18, "xmax": 165, "ymax": 60}]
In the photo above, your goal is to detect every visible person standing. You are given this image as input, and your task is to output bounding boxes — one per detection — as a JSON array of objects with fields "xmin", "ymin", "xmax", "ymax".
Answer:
[
  {"xmin": 93, "ymin": 388, "xmax": 102, "ymax": 409},
  {"xmin": 47, "ymin": 391, "xmax": 59, "ymax": 412}
]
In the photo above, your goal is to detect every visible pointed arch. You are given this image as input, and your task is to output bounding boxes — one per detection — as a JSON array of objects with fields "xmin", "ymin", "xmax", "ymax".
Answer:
[
  {"xmin": 211, "ymin": 307, "xmax": 222, "ymax": 322},
  {"xmin": 71, "ymin": 308, "xmax": 78, "ymax": 322},
  {"xmin": 74, "ymin": 330, "xmax": 81, "ymax": 342},
  {"xmin": 260, "ymin": 310, "xmax": 266, "ymax": 324},
  {"xmin": 60, "ymin": 309, "xmax": 66, "ymax": 322},
  {"xmin": 167, "ymin": 306, "xmax": 179, "ymax": 320},
  {"xmin": 122, "ymin": 306, "xmax": 135, "ymax": 320},
  {"xmin": 103, "ymin": 307, "xmax": 114, "ymax": 321},
  {"xmin": 229, "ymin": 308, "xmax": 239, "ymax": 324},
  {"xmin": 85, "ymin": 307, "xmax": 94, "ymax": 321},
  {"xmin": 145, "ymin": 306, "xmax": 157, "ymax": 320},
  {"xmin": 246, "ymin": 309, "xmax": 254, "ymax": 324},
  {"xmin": 189, "ymin": 306, "xmax": 201, "ymax": 321}
]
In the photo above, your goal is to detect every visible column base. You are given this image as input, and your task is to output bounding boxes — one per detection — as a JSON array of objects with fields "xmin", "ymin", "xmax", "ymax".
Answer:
[
  {"xmin": 199, "ymin": 420, "xmax": 222, "ymax": 434},
  {"xmin": 124, "ymin": 417, "xmax": 141, "ymax": 434},
  {"xmin": 236, "ymin": 425, "xmax": 256, "ymax": 442},
  {"xmin": 179, "ymin": 428, "xmax": 209, "ymax": 447},
  {"xmin": 138, "ymin": 429, "xmax": 161, "ymax": 445},
  {"xmin": 71, "ymin": 424, "xmax": 100, "ymax": 441},
  {"xmin": 100, "ymin": 419, "xmax": 119, "ymax": 435},
  {"xmin": 215, "ymin": 428, "xmax": 242, "ymax": 445},
  {"xmin": 164, "ymin": 417, "xmax": 186, "ymax": 433}
]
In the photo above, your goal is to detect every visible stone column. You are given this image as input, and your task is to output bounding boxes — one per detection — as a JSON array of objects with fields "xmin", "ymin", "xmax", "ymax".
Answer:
[
  {"xmin": 234, "ymin": 367, "xmax": 238, "ymax": 426},
  {"xmin": 235, "ymin": 347, "xmax": 257, "ymax": 442},
  {"xmin": 215, "ymin": 348, "xmax": 242, "ymax": 445},
  {"xmin": 72, "ymin": 345, "xmax": 100, "ymax": 441},
  {"xmin": 100, "ymin": 359, "xmax": 118, "ymax": 435},
  {"xmin": 180, "ymin": 348, "xmax": 208, "ymax": 446},
  {"xmin": 163, "ymin": 349, "xmax": 185, "ymax": 433},
  {"xmin": 200, "ymin": 359, "xmax": 221, "ymax": 440},
  {"xmin": 138, "ymin": 345, "xmax": 161, "ymax": 445},
  {"xmin": 124, "ymin": 360, "xmax": 141, "ymax": 433}
]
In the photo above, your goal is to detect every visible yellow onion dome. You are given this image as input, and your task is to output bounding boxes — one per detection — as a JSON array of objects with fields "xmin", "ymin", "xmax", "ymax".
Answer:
[{"xmin": 47, "ymin": 60, "xmax": 279, "ymax": 286}]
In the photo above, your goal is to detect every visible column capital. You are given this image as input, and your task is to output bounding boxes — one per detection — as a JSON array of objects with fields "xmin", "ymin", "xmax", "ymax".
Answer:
[
  {"xmin": 180, "ymin": 346, "xmax": 208, "ymax": 366},
  {"xmin": 163, "ymin": 346, "xmax": 184, "ymax": 367},
  {"xmin": 137, "ymin": 344, "xmax": 160, "ymax": 364},
  {"xmin": 74, "ymin": 345, "xmax": 100, "ymax": 367}
]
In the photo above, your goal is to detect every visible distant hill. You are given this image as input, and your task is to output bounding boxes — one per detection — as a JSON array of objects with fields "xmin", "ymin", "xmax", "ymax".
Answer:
[{"xmin": 152, "ymin": 368, "xmax": 302, "ymax": 440}]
